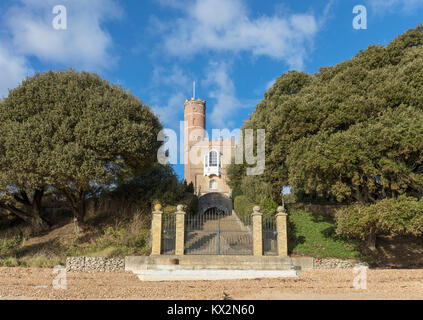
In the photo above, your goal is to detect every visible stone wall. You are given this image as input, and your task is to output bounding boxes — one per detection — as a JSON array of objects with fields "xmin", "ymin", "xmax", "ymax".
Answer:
[
  {"xmin": 313, "ymin": 258, "xmax": 368, "ymax": 269},
  {"xmin": 66, "ymin": 257, "xmax": 125, "ymax": 272},
  {"xmin": 291, "ymin": 257, "xmax": 368, "ymax": 269}
]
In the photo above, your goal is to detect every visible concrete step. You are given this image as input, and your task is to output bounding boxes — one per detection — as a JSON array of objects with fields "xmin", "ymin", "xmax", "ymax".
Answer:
[
  {"xmin": 126, "ymin": 255, "xmax": 296, "ymax": 273},
  {"xmin": 135, "ymin": 268, "xmax": 300, "ymax": 281}
]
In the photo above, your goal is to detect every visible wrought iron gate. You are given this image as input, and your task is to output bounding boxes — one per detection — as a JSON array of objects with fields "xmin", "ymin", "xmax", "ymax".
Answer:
[
  {"xmin": 184, "ymin": 208, "xmax": 253, "ymax": 255},
  {"xmin": 161, "ymin": 214, "xmax": 176, "ymax": 255},
  {"xmin": 263, "ymin": 216, "xmax": 278, "ymax": 255}
]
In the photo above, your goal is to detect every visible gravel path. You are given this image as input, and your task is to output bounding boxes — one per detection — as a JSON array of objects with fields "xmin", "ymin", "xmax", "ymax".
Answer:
[{"xmin": 0, "ymin": 268, "xmax": 422, "ymax": 300}]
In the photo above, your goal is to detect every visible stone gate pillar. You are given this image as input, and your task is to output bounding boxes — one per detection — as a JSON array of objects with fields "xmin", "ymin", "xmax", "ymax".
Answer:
[
  {"xmin": 151, "ymin": 204, "xmax": 163, "ymax": 255},
  {"xmin": 252, "ymin": 206, "xmax": 263, "ymax": 256},
  {"xmin": 175, "ymin": 205, "xmax": 186, "ymax": 256},
  {"xmin": 276, "ymin": 206, "xmax": 288, "ymax": 256}
]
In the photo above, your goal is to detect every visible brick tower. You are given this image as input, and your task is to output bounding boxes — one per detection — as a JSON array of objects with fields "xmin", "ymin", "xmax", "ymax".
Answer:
[
  {"xmin": 184, "ymin": 97, "xmax": 236, "ymax": 197},
  {"xmin": 184, "ymin": 97, "xmax": 206, "ymax": 187}
]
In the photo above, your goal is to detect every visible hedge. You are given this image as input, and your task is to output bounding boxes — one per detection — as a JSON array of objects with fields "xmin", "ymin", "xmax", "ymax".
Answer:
[{"xmin": 234, "ymin": 195, "xmax": 256, "ymax": 219}]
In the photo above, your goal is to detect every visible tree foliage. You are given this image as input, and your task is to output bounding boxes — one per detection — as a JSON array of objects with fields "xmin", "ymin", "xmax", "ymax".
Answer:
[
  {"xmin": 0, "ymin": 69, "xmax": 162, "ymax": 229},
  {"xmin": 230, "ymin": 26, "xmax": 423, "ymax": 204},
  {"xmin": 110, "ymin": 164, "xmax": 186, "ymax": 205},
  {"xmin": 335, "ymin": 196, "xmax": 423, "ymax": 250}
]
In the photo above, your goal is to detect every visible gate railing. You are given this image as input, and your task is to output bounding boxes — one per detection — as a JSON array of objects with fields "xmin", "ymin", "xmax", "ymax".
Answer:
[
  {"xmin": 263, "ymin": 215, "xmax": 278, "ymax": 255},
  {"xmin": 184, "ymin": 209, "xmax": 253, "ymax": 255},
  {"xmin": 150, "ymin": 204, "xmax": 288, "ymax": 256},
  {"xmin": 161, "ymin": 213, "xmax": 176, "ymax": 255}
]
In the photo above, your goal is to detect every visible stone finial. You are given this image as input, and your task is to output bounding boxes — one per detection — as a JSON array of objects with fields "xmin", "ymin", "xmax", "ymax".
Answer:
[
  {"xmin": 252, "ymin": 206, "xmax": 262, "ymax": 216},
  {"xmin": 277, "ymin": 206, "xmax": 287, "ymax": 215},
  {"xmin": 153, "ymin": 203, "xmax": 163, "ymax": 214},
  {"xmin": 176, "ymin": 205, "xmax": 185, "ymax": 214}
]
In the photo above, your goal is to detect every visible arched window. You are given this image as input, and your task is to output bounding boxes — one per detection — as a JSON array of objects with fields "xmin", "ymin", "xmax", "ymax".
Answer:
[{"xmin": 209, "ymin": 180, "xmax": 218, "ymax": 190}]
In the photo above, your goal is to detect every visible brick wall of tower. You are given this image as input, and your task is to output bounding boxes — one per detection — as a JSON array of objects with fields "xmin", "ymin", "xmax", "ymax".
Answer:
[{"xmin": 184, "ymin": 98, "xmax": 206, "ymax": 187}]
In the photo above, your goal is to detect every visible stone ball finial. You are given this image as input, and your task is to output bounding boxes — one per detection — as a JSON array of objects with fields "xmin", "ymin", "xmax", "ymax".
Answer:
[
  {"xmin": 277, "ymin": 206, "xmax": 287, "ymax": 215},
  {"xmin": 177, "ymin": 205, "xmax": 184, "ymax": 212},
  {"xmin": 154, "ymin": 203, "xmax": 162, "ymax": 211},
  {"xmin": 253, "ymin": 206, "xmax": 261, "ymax": 213}
]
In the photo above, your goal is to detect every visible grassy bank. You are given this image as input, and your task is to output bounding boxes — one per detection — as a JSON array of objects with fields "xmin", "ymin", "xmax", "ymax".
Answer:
[
  {"xmin": 288, "ymin": 208, "xmax": 360, "ymax": 259},
  {"xmin": 0, "ymin": 204, "xmax": 152, "ymax": 268}
]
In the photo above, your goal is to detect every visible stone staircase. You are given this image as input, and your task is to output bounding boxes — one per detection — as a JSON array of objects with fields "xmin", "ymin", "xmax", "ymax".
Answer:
[{"xmin": 126, "ymin": 255, "xmax": 300, "ymax": 281}]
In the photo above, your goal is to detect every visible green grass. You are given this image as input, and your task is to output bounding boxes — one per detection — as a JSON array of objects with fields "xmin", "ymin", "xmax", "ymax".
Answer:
[
  {"xmin": 288, "ymin": 208, "xmax": 360, "ymax": 259},
  {"xmin": 66, "ymin": 226, "xmax": 151, "ymax": 258}
]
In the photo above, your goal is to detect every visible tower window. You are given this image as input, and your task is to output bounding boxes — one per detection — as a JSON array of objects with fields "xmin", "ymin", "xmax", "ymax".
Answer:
[
  {"xmin": 209, "ymin": 151, "xmax": 218, "ymax": 167},
  {"xmin": 210, "ymin": 180, "xmax": 217, "ymax": 190},
  {"xmin": 204, "ymin": 149, "xmax": 223, "ymax": 177}
]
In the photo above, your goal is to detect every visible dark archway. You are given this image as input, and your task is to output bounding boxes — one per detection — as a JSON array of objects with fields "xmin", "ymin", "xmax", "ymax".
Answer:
[
  {"xmin": 198, "ymin": 193, "xmax": 233, "ymax": 216},
  {"xmin": 204, "ymin": 207, "xmax": 225, "ymax": 215}
]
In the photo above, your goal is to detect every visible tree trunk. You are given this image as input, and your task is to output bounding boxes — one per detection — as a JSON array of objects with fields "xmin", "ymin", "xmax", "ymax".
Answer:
[
  {"xmin": 0, "ymin": 188, "xmax": 49, "ymax": 233},
  {"xmin": 65, "ymin": 189, "xmax": 87, "ymax": 231},
  {"xmin": 30, "ymin": 189, "xmax": 50, "ymax": 232},
  {"xmin": 367, "ymin": 232, "xmax": 377, "ymax": 251},
  {"xmin": 30, "ymin": 216, "xmax": 50, "ymax": 233},
  {"xmin": 75, "ymin": 197, "xmax": 87, "ymax": 231}
]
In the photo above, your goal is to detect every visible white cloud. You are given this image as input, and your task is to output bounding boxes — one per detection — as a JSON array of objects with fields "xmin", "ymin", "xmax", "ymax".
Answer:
[
  {"xmin": 153, "ymin": 92, "xmax": 187, "ymax": 127},
  {"xmin": 149, "ymin": 62, "xmax": 251, "ymax": 130},
  {"xmin": 4, "ymin": 0, "xmax": 122, "ymax": 70},
  {"xmin": 0, "ymin": 46, "xmax": 32, "ymax": 98},
  {"xmin": 157, "ymin": 0, "xmax": 318, "ymax": 69},
  {"xmin": 149, "ymin": 65, "xmax": 193, "ymax": 128},
  {"xmin": 367, "ymin": 0, "xmax": 423, "ymax": 14},
  {"xmin": 152, "ymin": 65, "xmax": 192, "ymax": 90},
  {"xmin": 204, "ymin": 61, "xmax": 244, "ymax": 129}
]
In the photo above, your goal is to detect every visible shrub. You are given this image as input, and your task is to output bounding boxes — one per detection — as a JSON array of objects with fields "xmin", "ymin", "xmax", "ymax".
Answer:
[
  {"xmin": 335, "ymin": 196, "xmax": 423, "ymax": 250},
  {"xmin": 0, "ymin": 235, "xmax": 22, "ymax": 256},
  {"xmin": 4, "ymin": 257, "xmax": 19, "ymax": 267},
  {"xmin": 234, "ymin": 195, "xmax": 255, "ymax": 219}
]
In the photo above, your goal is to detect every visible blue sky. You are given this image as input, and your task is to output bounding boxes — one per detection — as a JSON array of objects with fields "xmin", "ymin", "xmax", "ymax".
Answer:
[{"xmin": 1, "ymin": 0, "xmax": 423, "ymax": 179}]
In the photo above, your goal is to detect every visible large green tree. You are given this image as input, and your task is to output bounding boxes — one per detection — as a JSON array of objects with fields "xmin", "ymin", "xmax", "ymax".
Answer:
[
  {"xmin": 0, "ymin": 69, "xmax": 162, "ymax": 230},
  {"xmin": 230, "ymin": 25, "xmax": 423, "ymax": 205},
  {"xmin": 287, "ymin": 106, "xmax": 423, "ymax": 203}
]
